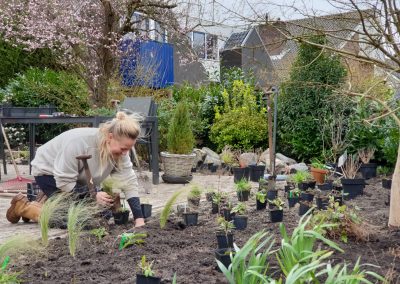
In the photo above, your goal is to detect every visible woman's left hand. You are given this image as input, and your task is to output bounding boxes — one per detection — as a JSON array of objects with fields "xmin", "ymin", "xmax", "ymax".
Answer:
[{"xmin": 134, "ymin": 218, "xmax": 145, "ymax": 228}]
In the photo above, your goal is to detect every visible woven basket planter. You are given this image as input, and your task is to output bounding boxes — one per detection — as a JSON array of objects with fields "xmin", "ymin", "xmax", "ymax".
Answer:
[{"xmin": 161, "ymin": 151, "xmax": 196, "ymax": 177}]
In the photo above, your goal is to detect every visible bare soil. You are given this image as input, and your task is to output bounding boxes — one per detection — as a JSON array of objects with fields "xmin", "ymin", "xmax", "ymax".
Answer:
[{"xmin": 10, "ymin": 177, "xmax": 400, "ymax": 283}]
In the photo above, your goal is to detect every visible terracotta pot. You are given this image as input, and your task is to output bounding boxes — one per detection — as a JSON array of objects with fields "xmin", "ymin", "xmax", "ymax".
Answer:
[{"xmin": 310, "ymin": 167, "xmax": 328, "ymax": 184}]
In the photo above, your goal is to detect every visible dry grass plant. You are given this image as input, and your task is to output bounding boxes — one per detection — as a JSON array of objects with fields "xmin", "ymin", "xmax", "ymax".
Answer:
[
  {"xmin": 358, "ymin": 147, "xmax": 376, "ymax": 164},
  {"xmin": 341, "ymin": 154, "xmax": 361, "ymax": 179}
]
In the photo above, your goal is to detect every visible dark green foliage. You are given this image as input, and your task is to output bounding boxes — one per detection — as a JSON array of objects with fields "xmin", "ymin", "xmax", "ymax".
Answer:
[
  {"xmin": 167, "ymin": 100, "xmax": 194, "ymax": 154},
  {"xmin": 278, "ymin": 35, "xmax": 347, "ymax": 161},
  {"xmin": 0, "ymin": 38, "xmax": 60, "ymax": 89}
]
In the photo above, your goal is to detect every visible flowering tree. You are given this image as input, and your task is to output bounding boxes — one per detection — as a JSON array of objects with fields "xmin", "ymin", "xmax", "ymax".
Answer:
[{"xmin": 0, "ymin": 0, "xmax": 177, "ymax": 107}]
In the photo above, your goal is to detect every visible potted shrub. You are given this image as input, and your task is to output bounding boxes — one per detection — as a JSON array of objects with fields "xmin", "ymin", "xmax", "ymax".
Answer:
[
  {"xmin": 160, "ymin": 100, "xmax": 196, "ymax": 184},
  {"xmin": 310, "ymin": 159, "xmax": 329, "ymax": 184},
  {"xmin": 235, "ymin": 179, "xmax": 251, "ymax": 201},
  {"xmin": 292, "ymin": 170, "xmax": 315, "ymax": 190},
  {"xmin": 269, "ymin": 197, "xmax": 284, "ymax": 223},
  {"xmin": 358, "ymin": 147, "xmax": 377, "ymax": 180},
  {"xmin": 317, "ymin": 179, "xmax": 333, "ymax": 191},
  {"xmin": 300, "ymin": 188, "xmax": 316, "ymax": 202},
  {"xmin": 187, "ymin": 185, "xmax": 202, "ymax": 207},
  {"xmin": 249, "ymin": 164, "xmax": 266, "ymax": 182},
  {"xmin": 221, "ymin": 201, "xmax": 234, "ymax": 221},
  {"xmin": 315, "ymin": 192, "xmax": 329, "ymax": 210},
  {"xmin": 232, "ymin": 165, "xmax": 249, "ymax": 182},
  {"xmin": 215, "ymin": 216, "xmax": 235, "ymax": 249},
  {"xmin": 211, "ymin": 192, "xmax": 226, "ymax": 214},
  {"xmin": 255, "ymin": 190, "xmax": 267, "ymax": 210},
  {"xmin": 205, "ymin": 188, "xmax": 216, "ymax": 202},
  {"xmin": 259, "ymin": 178, "xmax": 268, "ymax": 191},
  {"xmin": 231, "ymin": 203, "xmax": 248, "ymax": 230},
  {"xmin": 220, "ymin": 146, "xmax": 236, "ymax": 173},
  {"xmin": 287, "ymin": 188, "xmax": 301, "ymax": 208},
  {"xmin": 378, "ymin": 166, "xmax": 392, "ymax": 189},
  {"xmin": 182, "ymin": 208, "xmax": 199, "ymax": 226},
  {"xmin": 136, "ymin": 255, "xmax": 161, "ymax": 284},
  {"xmin": 340, "ymin": 154, "xmax": 364, "ymax": 200}
]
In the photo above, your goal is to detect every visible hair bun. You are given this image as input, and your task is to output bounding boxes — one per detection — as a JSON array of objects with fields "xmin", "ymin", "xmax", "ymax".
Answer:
[{"xmin": 115, "ymin": 112, "xmax": 126, "ymax": 121}]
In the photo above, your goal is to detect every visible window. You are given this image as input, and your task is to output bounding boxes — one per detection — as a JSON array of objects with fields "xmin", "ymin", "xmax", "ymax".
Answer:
[
  {"xmin": 192, "ymin": 32, "xmax": 205, "ymax": 59},
  {"xmin": 191, "ymin": 31, "xmax": 218, "ymax": 60}
]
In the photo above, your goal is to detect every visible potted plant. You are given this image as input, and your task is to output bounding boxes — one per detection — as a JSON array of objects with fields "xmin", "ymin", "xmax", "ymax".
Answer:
[
  {"xmin": 231, "ymin": 202, "xmax": 248, "ymax": 230},
  {"xmin": 187, "ymin": 185, "xmax": 202, "ymax": 207},
  {"xmin": 113, "ymin": 206, "xmax": 130, "ymax": 225},
  {"xmin": 310, "ymin": 159, "xmax": 329, "ymax": 184},
  {"xmin": 211, "ymin": 192, "xmax": 226, "ymax": 214},
  {"xmin": 287, "ymin": 188, "xmax": 301, "ymax": 208},
  {"xmin": 182, "ymin": 207, "xmax": 199, "ymax": 226},
  {"xmin": 340, "ymin": 154, "xmax": 364, "ymax": 200},
  {"xmin": 315, "ymin": 192, "xmax": 329, "ymax": 210},
  {"xmin": 255, "ymin": 190, "xmax": 267, "ymax": 210},
  {"xmin": 160, "ymin": 100, "xmax": 196, "ymax": 184},
  {"xmin": 292, "ymin": 170, "xmax": 315, "ymax": 190},
  {"xmin": 101, "ymin": 177, "xmax": 123, "ymax": 213},
  {"xmin": 268, "ymin": 197, "xmax": 284, "ymax": 223},
  {"xmin": 205, "ymin": 187, "xmax": 216, "ymax": 201},
  {"xmin": 300, "ymin": 188, "xmax": 315, "ymax": 202},
  {"xmin": 221, "ymin": 200, "xmax": 234, "ymax": 221},
  {"xmin": 258, "ymin": 178, "xmax": 268, "ymax": 191},
  {"xmin": 358, "ymin": 147, "xmax": 377, "ymax": 180},
  {"xmin": 249, "ymin": 164, "xmax": 266, "ymax": 182},
  {"xmin": 220, "ymin": 146, "xmax": 236, "ymax": 173},
  {"xmin": 235, "ymin": 179, "xmax": 251, "ymax": 201},
  {"xmin": 299, "ymin": 200, "xmax": 313, "ymax": 216},
  {"xmin": 136, "ymin": 255, "xmax": 161, "ymax": 284},
  {"xmin": 378, "ymin": 166, "xmax": 392, "ymax": 189},
  {"xmin": 215, "ymin": 216, "xmax": 235, "ymax": 249}
]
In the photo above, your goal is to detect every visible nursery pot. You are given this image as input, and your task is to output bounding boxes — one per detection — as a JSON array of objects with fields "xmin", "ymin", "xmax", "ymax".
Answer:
[
  {"xmin": 266, "ymin": 190, "xmax": 278, "ymax": 200},
  {"xmin": 211, "ymin": 202, "xmax": 220, "ymax": 214},
  {"xmin": 222, "ymin": 208, "xmax": 234, "ymax": 221},
  {"xmin": 216, "ymin": 231, "xmax": 234, "ymax": 249},
  {"xmin": 298, "ymin": 181, "xmax": 316, "ymax": 190},
  {"xmin": 233, "ymin": 167, "xmax": 250, "ymax": 182},
  {"xmin": 206, "ymin": 192, "xmax": 215, "ymax": 202},
  {"xmin": 113, "ymin": 210, "xmax": 129, "ymax": 225},
  {"xmin": 215, "ymin": 248, "xmax": 233, "ymax": 272},
  {"xmin": 310, "ymin": 167, "xmax": 328, "ymax": 184},
  {"xmin": 299, "ymin": 203, "xmax": 312, "ymax": 216},
  {"xmin": 141, "ymin": 204, "xmax": 152, "ymax": 218},
  {"xmin": 317, "ymin": 181, "xmax": 333, "ymax": 191},
  {"xmin": 259, "ymin": 179, "xmax": 268, "ymax": 191},
  {"xmin": 333, "ymin": 195, "xmax": 343, "ymax": 206},
  {"xmin": 183, "ymin": 212, "xmax": 199, "ymax": 226},
  {"xmin": 359, "ymin": 163, "xmax": 377, "ymax": 180},
  {"xmin": 300, "ymin": 192, "xmax": 314, "ymax": 202},
  {"xmin": 284, "ymin": 185, "xmax": 293, "ymax": 193},
  {"xmin": 316, "ymin": 197, "xmax": 329, "ymax": 210},
  {"xmin": 237, "ymin": 190, "xmax": 250, "ymax": 202},
  {"xmin": 256, "ymin": 199, "xmax": 267, "ymax": 210},
  {"xmin": 288, "ymin": 197, "xmax": 300, "ymax": 208},
  {"xmin": 249, "ymin": 165, "xmax": 266, "ymax": 182},
  {"xmin": 136, "ymin": 274, "xmax": 161, "ymax": 284},
  {"xmin": 269, "ymin": 209, "xmax": 283, "ymax": 223},
  {"xmin": 382, "ymin": 178, "xmax": 392, "ymax": 189},
  {"xmin": 233, "ymin": 215, "xmax": 248, "ymax": 230},
  {"xmin": 341, "ymin": 178, "xmax": 365, "ymax": 200}
]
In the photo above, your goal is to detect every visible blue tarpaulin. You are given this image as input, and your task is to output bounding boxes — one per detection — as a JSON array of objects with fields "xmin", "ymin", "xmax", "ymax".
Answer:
[{"xmin": 120, "ymin": 39, "xmax": 174, "ymax": 88}]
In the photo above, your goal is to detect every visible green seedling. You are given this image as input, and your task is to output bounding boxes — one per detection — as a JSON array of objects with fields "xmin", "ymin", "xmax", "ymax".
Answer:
[
  {"xmin": 234, "ymin": 179, "xmax": 251, "ymax": 193},
  {"xmin": 90, "ymin": 227, "xmax": 108, "ymax": 241},
  {"xmin": 138, "ymin": 255, "xmax": 155, "ymax": 277},
  {"xmin": 118, "ymin": 232, "xmax": 147, "ymax": 250},
  {"xmin": 268, "ymin": 197, "xmax": 285, "ymax": 210},
  {"xmin": 0, "ymin": 256, "xmax": 21, "ymax": 283},
  {"xmin": 230, "ymin": 203, "xmax": 246, "ymax": 215},
  {"xmin": 160, "ymin": 190, "xmax": 184, "ymax": 229}
]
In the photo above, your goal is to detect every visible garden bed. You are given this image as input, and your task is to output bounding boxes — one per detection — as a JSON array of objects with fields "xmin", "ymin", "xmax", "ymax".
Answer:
[{"xmin": 10, "ymin": 177, "xmax": 400, "ymax": 283}]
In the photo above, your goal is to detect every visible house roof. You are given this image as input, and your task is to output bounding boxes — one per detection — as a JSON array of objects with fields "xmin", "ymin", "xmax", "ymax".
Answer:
[{"xmin": 223, "ymin": 30, "xmax": 249, "ymax": 50}]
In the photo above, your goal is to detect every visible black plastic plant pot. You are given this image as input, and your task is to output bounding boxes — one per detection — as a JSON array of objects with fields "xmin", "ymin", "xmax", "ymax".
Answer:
[
  {"xmin": 269, "ymin": 209, "xmax": 283, "ymax": 223},
  {"xmin": 266, "ymin": 190, "xmax": 278, "ymax": 200},
  {"xmin": 237, "ymin": 190, "xmax": 250, "ymax": 202},
  {"xmin": 300, "ymin": 192, "xmax": 314, "ymax": 202},
  {"xmin": 316, "ymin": 197, "xmax": 329, "ymax": 210},
  {"xmin": 333, "ymin": 185, "xmax": 343, "ymax": 191},
  {"xmin": 211, "ymin": 202, "xmax": 219, "ymax": 214},
  {"xmin": 333, "ymin": 195, "xmax": 343, "ymax": 206},
  {"xmin": 359, "ymin": 163, "xmax": 377, "ymax": 180},
  {"xmin": 222, "ymin": 208, "xmax": 234, "ymax": 221},
  {"xmin": 299, "ymin": 203, "xmax": 312, "ymax": 216},
  {"xmin": 298, "ymin": 182, "xmax": 308, "ymax": 190},
  {"xmin": 215, "ymin": 248, "xmax": 233, "ymax": 272},
  {"xmin": 233, "ymin": 215, "xmax": 248, "ymax": 230},
  {"xmin": 216, "ymin": 231, "xmax": 234, "ymax": 249},
  {"xmin": 288, "ymin": 197, "xmax": 300, "ymax": 208},
  {"xmin": 206, "ymin": 192, "xmax": 216, "ymax": 202},
  {"xmin": 233, "ymin": 167, "xmax": 249, "ymax": 182},
  {"xmin": 317, "ymin": 182, "xmax": 333, "ymax": 191},
  {"xmin": 256, "ymin": 199, "xmax": 267, "ymax": 210},
  {"xmin": 382, "ymin": 178, "xmax": 392, "ymax": 189},
  {"xmin": 341, "ymin": 178, "xmax": 365, "ymax": 200},
  {"xmin": 136, "ymin": 274, "xmax": 161, "ymax": 284},
  {"xmin": 113, "ymin": 210, "xmax": 129, "ymax": 225},
  {"xmin": 284, "ymin": 185, "xmax": 293, "ymax": 193},
  {"xmin": 141, "ymin": 204, "xmax": 152, "ymax": 218},
  {"xmin": 209, "ymin": 164, "xmax": 218, "ymax": 173},
  {"xmin": 249, "ymin": 165, "xmax": 266, "ymax": 182},
  {"xmin": 183, "ymin": 212, "xmax": 199, "ymax": 226}
]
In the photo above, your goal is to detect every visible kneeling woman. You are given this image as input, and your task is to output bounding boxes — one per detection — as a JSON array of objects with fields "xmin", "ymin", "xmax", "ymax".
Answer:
[{"xmin": 6, "ymin": 112, "xmax": 145, "ymax": 227}]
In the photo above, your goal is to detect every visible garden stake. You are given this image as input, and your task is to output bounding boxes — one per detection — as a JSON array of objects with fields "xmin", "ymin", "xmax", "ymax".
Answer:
[{"xmin": 76, "ymin": 155, "xmax": 96, "ymax": 198}]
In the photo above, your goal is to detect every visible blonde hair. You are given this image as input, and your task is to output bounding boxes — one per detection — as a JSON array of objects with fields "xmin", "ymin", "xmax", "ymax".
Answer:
[{"xmin": 99, "ymin": 112, "xmax": 142, "ymax": 168}]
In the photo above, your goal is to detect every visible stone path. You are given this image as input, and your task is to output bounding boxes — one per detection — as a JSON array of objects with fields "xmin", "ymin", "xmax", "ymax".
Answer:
[{"xmin": 0, "ymin": 164, "xmax": 238, "ymax": 244}]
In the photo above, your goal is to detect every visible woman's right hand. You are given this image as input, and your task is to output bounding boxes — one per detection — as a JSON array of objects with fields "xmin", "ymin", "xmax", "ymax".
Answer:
[{"xmin": 96, "ymin": 192, "xmax": 114, "ymax": 207}]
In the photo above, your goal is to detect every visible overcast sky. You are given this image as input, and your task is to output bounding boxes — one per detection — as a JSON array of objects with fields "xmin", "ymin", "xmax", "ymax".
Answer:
[{"xmin": 184, "ymin": 0, "xmax": 348, "ymax": 28}]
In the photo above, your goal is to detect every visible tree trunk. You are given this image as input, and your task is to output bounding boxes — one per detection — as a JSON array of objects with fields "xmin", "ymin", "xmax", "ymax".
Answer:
[{"xmin": 388, "ymin": 142, "xmax": 400, "ymax": 227}]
